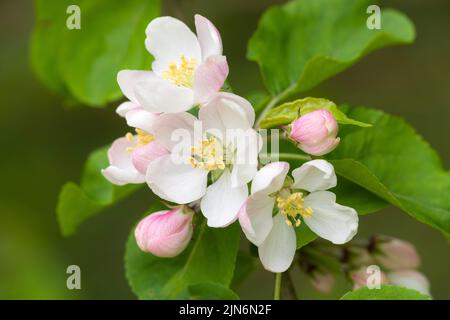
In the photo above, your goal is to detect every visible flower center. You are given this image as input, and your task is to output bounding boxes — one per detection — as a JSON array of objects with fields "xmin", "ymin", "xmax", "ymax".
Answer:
[
  {"xmin": 126, "ymin": 129, "xmax": 155, "ymax": 152},
  {"xmin": 276, "ymin": 190, "xmax": 313, "ymax": 227},
  {"xmin": 162, "ymin": 55, "xmax": 197, "ymax": 87},
  {"xmin": 189, "ymin": 136, "xmax": 227, "ymax": 171}
]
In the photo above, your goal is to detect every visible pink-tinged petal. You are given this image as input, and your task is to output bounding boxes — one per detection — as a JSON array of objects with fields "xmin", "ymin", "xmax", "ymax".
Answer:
[
  {"xmin": 134, "ymin": 77, "xmax": 195, "ymax": 113},
  {"xmin": 258, "ymin": 214, "xmax": 297, "ymax": 273},
  {"xmin": 300, "ymin": 137, "xmax": 340, "ymax": 156},
  {"xmin": 132, "ymin": 141, "xmax": 169, "ymax": 175},
  {"xmin": 311, "ymin": 272, "xmax": 335, "ymax": 294},
  {"xmin": 145, "ymin": 16, "xmax": 201, "ymax": 75},
  {"xmin": 388, "ymin": 270, "xmax": 431, "ymax": 296},
  {"xmin": 251, "ymin": 162, "xmax": 289, "ymax": 197},
  {"xmin": 239, "ymin": 196, "xmax": 274, "ymax": 245},
  {"xmin": 101, "ymin": 137, "xmax": 144, "ymax": 185},
  {"xmin": 195, "ymin": 14, "xmax": 223, "ymax": 59},
  {"xmin": 135, "ymin": 207, "xmax": 194, "ymax": 258},
  {"xmin": 146, "ymin": 154, "xmax": 208, "ymax": 204},
  {"xmin": 116, "ymin": 101, "xmax": 139, "ymax": 117},
  {"xmin": 117, "ymin": 70, "xmax": 155, "ymax": 105},
  {"xmin": 152, "ymin": 112, "xmax": 197, "ymax": 151},
  {"xmin": 375, "ymin": 238, "xmax": 421, "ymax": 271},
  {"xmin": 303, "ymin": 191, "xmax": 358, "ymax": 244},
  {"xmin": 193, "ymin": 55, "xmax": 228, "ymax": 104},
  {"xmin": 125, "ymin": 107, "xmax": 159, "ymax": 133},
  {"xmin": 201, "ymin": 169, "xmax": 248, "ymax": 228},
  {"xmin": 292, "ymin": 159, "xmax": 337, "ymax": 192}
]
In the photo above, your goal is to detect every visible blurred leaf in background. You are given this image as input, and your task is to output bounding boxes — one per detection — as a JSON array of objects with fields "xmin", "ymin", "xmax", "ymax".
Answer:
[{"xmin": 30, "ymin": 0, "xmax": 160, "ymax": 106}]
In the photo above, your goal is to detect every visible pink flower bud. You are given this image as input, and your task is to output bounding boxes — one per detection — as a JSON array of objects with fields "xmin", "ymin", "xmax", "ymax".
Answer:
[
  {"xmin": 375, "ymin": 238, "xmax": 420, "ymax": 271},
  {"xmin": 290, "ymin": 109, "xmax": 340, "ymax": 156},
  {"xmin": 311, "ymin": 272, "xmax": 335, "ymax": 294},
  {"xmin": 350, "ymin": 266, "xmax": 389, "ymax": 289},
  {"xmin": 132, "ymin": 141, "xmax": 168, "ymax": 175},
  {"xmin": 134, "ymin": 206, "xmax": 194, "ymax": 258}
]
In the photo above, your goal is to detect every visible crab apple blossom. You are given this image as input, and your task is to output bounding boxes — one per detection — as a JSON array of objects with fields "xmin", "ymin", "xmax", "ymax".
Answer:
[
  {"xmin": 135, "ymin": 205, "xmax": 194, "ymax": 258},
  {"xmin": 101, "ymin": 102, "xmax": 168, "ymax": 185},
  {"xmin": 146, "ymin": 93, "xmax": 260, "ymax": 227},
  {"xmin": 289, "ymin": 109, "xmax": 340, "ymax": 156},
  {"xmin": 117, "ymin": 15, "xmax": 228, "ymax": 114},
  {"xmin": 387, "ymin": 270, "xmax": 430, "ymax": 296},
  {"xmin": 238, "ymin": 160, "xmax": 358, "ymax": 272},
  {"xmin": 374, "ymin": 236, "xmax": 420, "ymax": 271}
]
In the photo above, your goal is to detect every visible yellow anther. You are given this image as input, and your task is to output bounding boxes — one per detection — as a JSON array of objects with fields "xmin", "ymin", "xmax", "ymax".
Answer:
[
  {"xmin": 189, "ymin": 136, "xmax": 226, "ymax": 171},
  {"xmin": 162, "ymin": 55, "xmax": 197, "ymax": 87},
  {"xmin": 125, "ymin": 129, "xmax": 155, "ymax": 153},
  {"xmin": 276, "ymin": 191, "xmax": 313, "ymax": 227}
]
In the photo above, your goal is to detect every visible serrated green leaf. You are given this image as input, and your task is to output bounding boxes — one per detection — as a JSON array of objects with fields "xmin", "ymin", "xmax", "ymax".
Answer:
[
  {"xmin": 189, "ymin": 282, "xmax": 239, "ymax": 300},
  {"xmin": 125, "ymin": 212, "xmax": 241, "ymax": 299},
  {"xmin": 56, "ymin": 146, "xmax": 139, "ymax": 236},
  {"xmin": 260, "ymin": 97, "xmax": 371, "ymax": 128},
  {"xmin": 327, "ymin": 107, "xmax": 450, "ymax": 237},
  {"xmin": 341, "ymin": 285, "xmax": 431, "ymax": 300},
  {"xmin": 248, "ymin": 0, "xmax": 415, "ymax": 97},
  {"xmin": 31, "ymin": 0, "xmax": 160, "ymax": 107}
]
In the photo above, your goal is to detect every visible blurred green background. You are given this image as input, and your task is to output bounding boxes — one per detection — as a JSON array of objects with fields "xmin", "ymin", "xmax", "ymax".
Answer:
[{"xmin": 0, "ymin": 0, "xmax": 449, "ymax": 299}]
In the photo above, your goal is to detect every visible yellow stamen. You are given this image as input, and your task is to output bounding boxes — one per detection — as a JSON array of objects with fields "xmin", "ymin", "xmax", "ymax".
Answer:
[
  {"xmin": 276, "ymin": 191, "xmax": 313, "ymax": 227},
  {"xmin": 125, "ymin": 129, "xmax": 155, "ymax": 153},
  {"xmin": 162, "ymin": 55, "xmax": 197, "ymax": 87},
  {"xmin": 189, "ymin": 136, "xmax": 226, "ymax": 171}
]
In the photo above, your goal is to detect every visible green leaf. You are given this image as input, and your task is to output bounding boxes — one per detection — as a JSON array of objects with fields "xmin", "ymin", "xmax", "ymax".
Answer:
[
  {"xmin": 31, "ymin": 0, "xmax": 160, "ymax": 106},
  {"xmin": 56, "ymin": 146, "xmax": 139, "ymax": 236},
  {"xmin": 125, "ymin": 213, "xmax": 241, "ymax": 299},
  {"xmin": 231, "ymin": 251, "xmax": 258, "ymax": 289},
  {"xmin": 327, "ymin": 107, "xmax": 450, "ymax": 237},
  {"xmin": 248, "ymin": 0, "xmax": 415, "ymax": 97},
  {"xmin": 188, "ymin": 283, "xmax": 239, "ymax": 300},
  {"xmin": 260, "ymin": 97, "xmax": 371, "ymax": 128},
  {"xmin": 341, "ymin": 285, "xmax": 431, "ymax": 300}
]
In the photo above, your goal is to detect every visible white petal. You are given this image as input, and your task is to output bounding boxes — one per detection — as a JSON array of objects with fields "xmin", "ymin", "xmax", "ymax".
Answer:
[
  {"xmin": 388, "ymin": 270, "xmax": 431, "ymax": 296},
  {"xmin": 303, "ymin": 191, "xmax": 358, "ymax": 244},
  {"xmin": 251, "ymin": 162, "xmax": 289, "ymax": 197},
  {"xmin": 230, "ymin": 129, "xmax": 261, "ymax": 186},
  {"xmin": 239, "ymin": 196, "xmax": 274, "ymax": 245},
  {"xmin": 146, "ymin": 154, "xmax": 208, "ymax": 204},
  {"xmin": 206, "ymin": 92, "xmax": 255, "ymax": 126},
  {"xmin": 135, "ymin": 77, "xmax": 194, "ymax": 113},
  {"xmin": 258, "ymin": 214, "xmax": 297, "ymax": 273},
  {"xmin": 195, "ymin": 14, "xmax": 223, "ymax": 59},
  {"xmin": 152, "ymin": 112, "xmax": 197, "ymax": 151},
  {"xmin": 292, "ymin": 159, "xmax": 337, "ymax": 192},
  {"xmin": 116, "ymin": 101, "xmax": 138, "ymax": 117},
  {"xmin": 117, "ymin": 70, "xmax": 155, "ymax": 105},
  {"xmin": 125, "ymin": 107, "xmax": 159, "ymax": 133},
  {"xmin": 193, "ymin": 55, "xmax": 228, "ymax": 104},
  {"xmin": 201, "ymin": 169, "xmax": 248, "ymax": 228},
  {"xmin": 145, "ymin": 16, "xmax": 201, "ymax": 74},
  {"xmin": 101, "ymin": 137, "xmax": 144, "ymax": 185}
]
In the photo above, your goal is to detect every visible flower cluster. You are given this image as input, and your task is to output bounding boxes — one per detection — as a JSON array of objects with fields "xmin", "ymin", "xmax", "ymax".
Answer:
[{"xmin": 102, "ymin": 15, "xmax": 358, "ymax": 273}]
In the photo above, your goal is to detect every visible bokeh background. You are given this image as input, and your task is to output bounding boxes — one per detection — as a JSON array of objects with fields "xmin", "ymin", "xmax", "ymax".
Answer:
[{"xmin": 1, "ymin": 0, "xmax": 449, "ymax": 299}]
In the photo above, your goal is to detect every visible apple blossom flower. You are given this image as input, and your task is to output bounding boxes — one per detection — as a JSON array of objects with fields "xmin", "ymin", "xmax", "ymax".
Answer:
[
  {"xmin": 135, "ymin": 205, "xmax": 194, "ymax": 257},
  {"xmin": 290, "ymin": 109, "xmax": 340, "ymax": 156},
  {"xmin": 101, "ymin": 102, "xmax": 168, "ymax": 185},
  {"xmin": 387, "ymin": 270, "xmax": 431, "ymax": 296},
  {"xmin": 373, "ymin": 237, "xmax": 420, "ymax": 271},
  {"xmin": 238, "ymin": 160, "xmax": 358, "ymax": 272},
  {"xmin": 117, "ymin": 15, "xmax": 228, "ymax": 114},
  {"xmin": 146, "ymin": 93, "xmax": 260, "ymax": 227}
]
